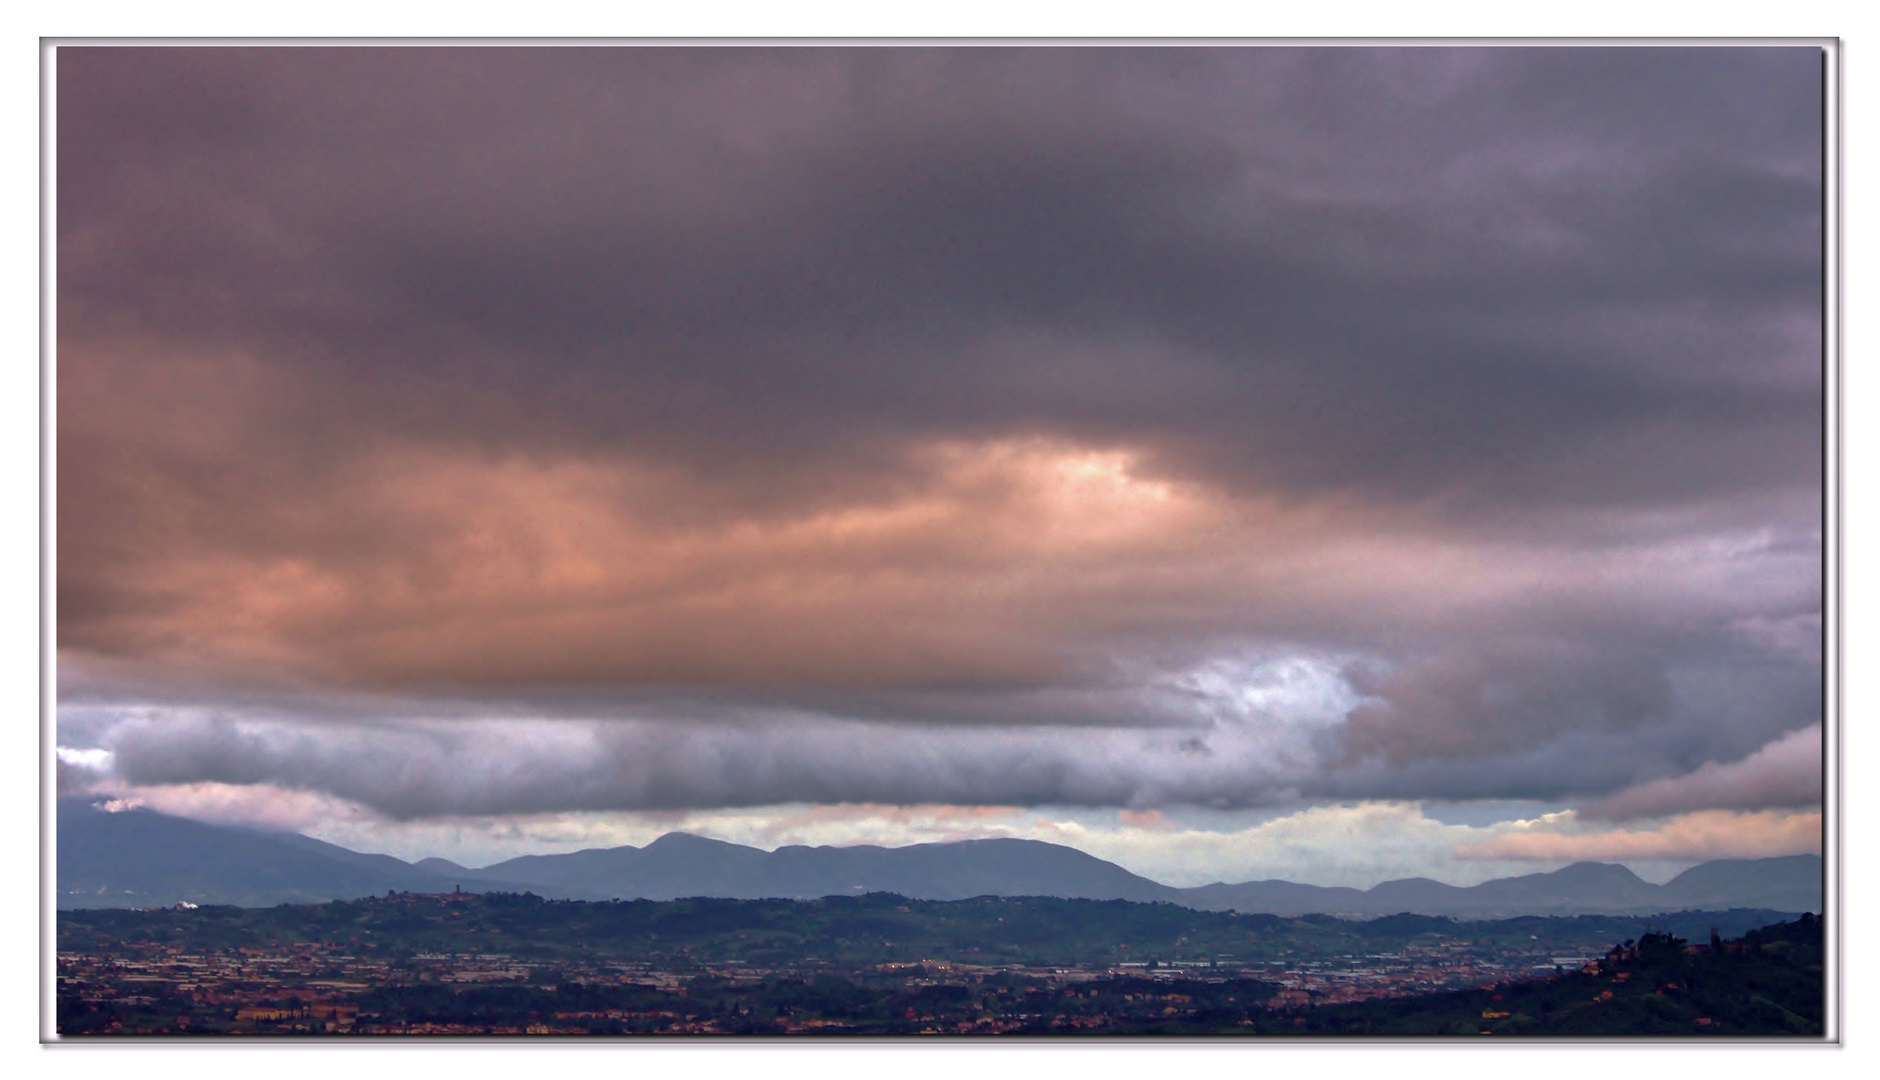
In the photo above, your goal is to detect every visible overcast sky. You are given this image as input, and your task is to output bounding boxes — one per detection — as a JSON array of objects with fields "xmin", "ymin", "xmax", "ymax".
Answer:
[{"xmin": 55, "ymin": 46, "xmax": 1825, "ymax": 885}]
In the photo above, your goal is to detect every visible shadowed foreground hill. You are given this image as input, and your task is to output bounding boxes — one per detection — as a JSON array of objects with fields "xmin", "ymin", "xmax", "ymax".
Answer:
[{"xmin": 1236, "ymin": 914, "xmax": 1824, "ymax": 1036}]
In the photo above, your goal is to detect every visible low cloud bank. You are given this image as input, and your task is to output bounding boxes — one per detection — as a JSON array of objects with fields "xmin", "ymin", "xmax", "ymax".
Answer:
[{"xmin": 1455, "ymin": 808, "xmax": 1821, "ymax": 862}]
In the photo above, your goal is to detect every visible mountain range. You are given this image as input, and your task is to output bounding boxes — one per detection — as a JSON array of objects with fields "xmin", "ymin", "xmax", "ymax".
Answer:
[{"xmin": 55, "ymin": 798, "xmax": 1823, "ymax": 918}]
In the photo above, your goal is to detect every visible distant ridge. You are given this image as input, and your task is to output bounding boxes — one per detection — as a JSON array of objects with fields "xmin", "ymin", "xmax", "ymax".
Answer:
[
  {"xmin": 464, "ymin": 832, "xmax": 1178, "ymax": 904},
  {"xmin": 55, "ymin": 799, "xmax": 543, "ymax": 909},
  {"xmin": 55, "ymin": 799, "xmax": 1822, "ymax": 917},
  {"xmin": 1174, "ymin": 857, "xmax": 1821, "ymax": 917}
]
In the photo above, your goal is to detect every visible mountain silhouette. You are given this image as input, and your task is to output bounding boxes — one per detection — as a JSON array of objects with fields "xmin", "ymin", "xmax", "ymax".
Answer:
[{"xmin": 55, "ymin": 798, "xmax": 1822, "ymax": 917}]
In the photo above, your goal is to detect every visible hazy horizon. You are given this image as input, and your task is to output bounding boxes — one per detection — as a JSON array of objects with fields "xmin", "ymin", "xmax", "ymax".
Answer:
[{"xmin": 67, "ymin": 792, "xmax": 1742, "ymax": 890}]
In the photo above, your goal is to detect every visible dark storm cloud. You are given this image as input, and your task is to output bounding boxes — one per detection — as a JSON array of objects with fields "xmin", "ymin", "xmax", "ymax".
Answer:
[
  {"xmin": 1338, "ymin": 641, "xmax": 1675, "ymax": 766},
  {"xmin": 56, "ymin": 45, "xmax": 1825, "ymax": 816},
  {"xmin": 1307, "ymin": 654, "xmax": 1822, "ymax": 806},
  {"xmin": 58, "ymin": 47, "xmax": 1821, "ymax": 503}
]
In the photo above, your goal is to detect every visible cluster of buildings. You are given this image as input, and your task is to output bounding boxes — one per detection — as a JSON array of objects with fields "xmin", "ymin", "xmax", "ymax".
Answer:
[
  {"xmin": 1250, "ymin": 940, "xmax": 1585, "ymax": 1006},
  {"xmin": 58, "ymin": 931, "xmax": 1586, "ymax": 1035},
  {"xmin": 58, "ymin": 944, "xmax": 381, "ymax": 1034}
]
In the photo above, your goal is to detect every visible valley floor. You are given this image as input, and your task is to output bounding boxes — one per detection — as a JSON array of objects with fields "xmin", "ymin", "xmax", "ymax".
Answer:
[{"xmin": 53, "ymin": 895, "xmax": 1823, "ymax": 1038}]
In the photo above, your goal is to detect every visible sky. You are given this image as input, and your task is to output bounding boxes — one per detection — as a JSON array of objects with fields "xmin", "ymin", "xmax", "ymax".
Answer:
[{"xmin": 53, "ymin": 45, "xmax": 1826, "ymax": 888}]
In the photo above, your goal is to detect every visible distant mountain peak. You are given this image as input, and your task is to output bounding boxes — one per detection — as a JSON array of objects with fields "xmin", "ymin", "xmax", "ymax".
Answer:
[
  {"xmin": 1552, "ymin": 861, "xmax": 1642, "ymax": 877},
  {"xmin": 644, "ymin": 831, "xmax": 739, "ymax": 849}
]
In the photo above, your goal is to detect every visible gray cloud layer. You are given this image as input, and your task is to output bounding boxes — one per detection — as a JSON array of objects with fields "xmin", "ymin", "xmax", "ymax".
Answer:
[
  {"xmin": 1577, "ymin": 724, "xmax": 1822, "ymax": 821},
  {"xmin": 60, "ymin": 49, "xmax": 1820, "ymax": 507},
  {"xmin": 56, "ymin": 47, "xmax": 1824, "ymax": 817}
]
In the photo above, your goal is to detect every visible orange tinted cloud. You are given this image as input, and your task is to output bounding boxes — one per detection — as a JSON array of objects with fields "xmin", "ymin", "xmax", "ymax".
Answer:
[
  {"xmin": 62, "ymin": 404, "xmax": 1230, "ymax": 685},
  {"xmin": 63, "ymin": 343, "xmax": 1802, "ymax": 696},
  {"xmin": 56, "ymin": 351, "xmax": 1528, "ymax": 691},
  {"xmin": 1454, "ymin": 809, "xmax": 1821, "ymax": 863},
  {"xmin": 1577, "ymin": 726, "xmax": 1821, "ymax": 821},
  {"xmin": 60, "ymin": 416, "xmax": 1756, "ymax": 693}
]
